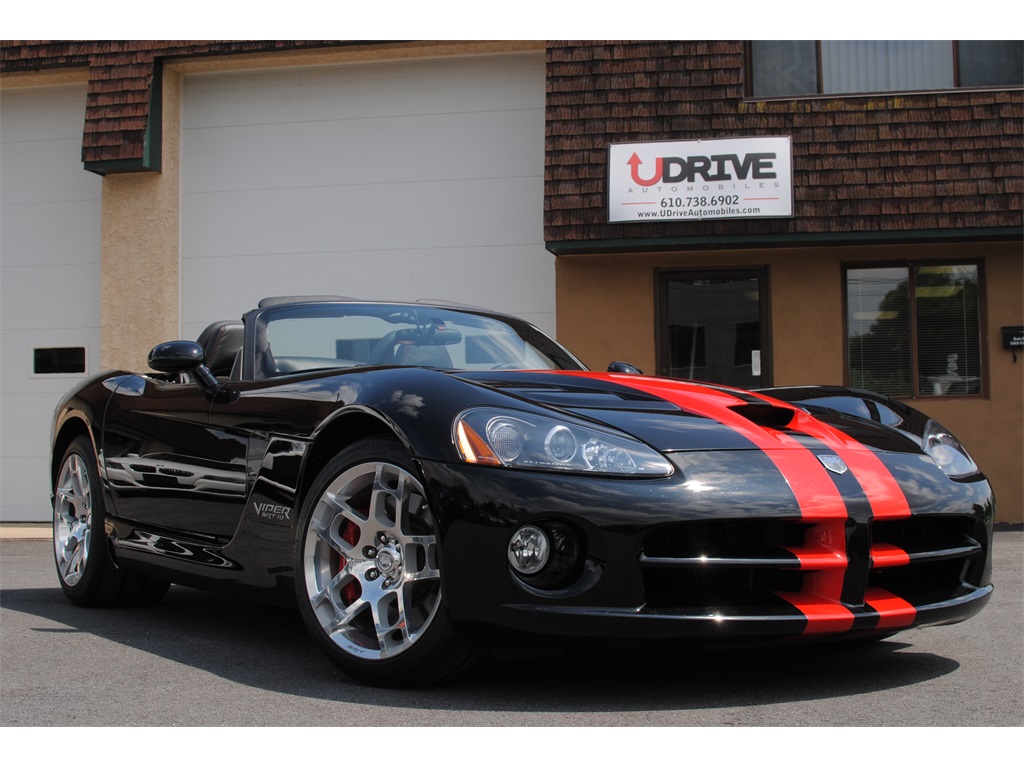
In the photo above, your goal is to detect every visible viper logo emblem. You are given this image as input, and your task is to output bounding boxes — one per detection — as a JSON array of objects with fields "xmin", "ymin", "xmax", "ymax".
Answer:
[
  {"xmin": 817, "ymin": 454, "xmax": 849, "ymax": 475},
  {"xmin": 253, "ymin": 502, "xmax": 291, "ymax": 520}
]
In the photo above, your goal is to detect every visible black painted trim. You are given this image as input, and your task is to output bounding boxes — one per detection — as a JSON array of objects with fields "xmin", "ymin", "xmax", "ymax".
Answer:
[{"xmin": 546, "ymin": 227, "xmax": 1023, "ymax": 256}]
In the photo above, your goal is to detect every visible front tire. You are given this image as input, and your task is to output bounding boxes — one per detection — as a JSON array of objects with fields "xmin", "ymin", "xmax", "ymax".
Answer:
[
  {"xmin": 296, "ymin": 436, "xmax": 485, "ymax": 686},
  {"xmin": 53, "ymin": 435, "xmax": 169, "ymax": 607}
]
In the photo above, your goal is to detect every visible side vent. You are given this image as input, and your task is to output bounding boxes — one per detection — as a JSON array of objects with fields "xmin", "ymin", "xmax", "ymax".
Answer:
[{"xmin": 729, "ymin": 403, "xmax": 796, "ymax": 429}]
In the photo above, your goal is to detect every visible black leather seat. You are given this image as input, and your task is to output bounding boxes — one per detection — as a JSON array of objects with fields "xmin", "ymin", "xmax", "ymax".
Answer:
[{"xmin": 196, "ymin": 321, "xmax": 244, "ymax": 377}]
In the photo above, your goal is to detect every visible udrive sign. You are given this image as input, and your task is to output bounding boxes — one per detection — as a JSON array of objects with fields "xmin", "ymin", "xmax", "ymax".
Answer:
[{"xmin": 607, "ymin": 137, "xmax": 793, "ymax": 223}]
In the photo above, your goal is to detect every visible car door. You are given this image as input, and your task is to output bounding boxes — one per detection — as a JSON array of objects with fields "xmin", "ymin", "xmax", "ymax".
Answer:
[{"xmin": 101, "ymin": 374, "xmax": 249, "ymax": 539}]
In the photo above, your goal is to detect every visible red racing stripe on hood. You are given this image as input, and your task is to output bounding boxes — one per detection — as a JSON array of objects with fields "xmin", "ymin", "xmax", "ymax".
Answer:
[
  {"xmin": 771, "ymin": 407, "xmax": 912, "ymax": 520},
  {"xmin": 560, "ymin": 373, "xmax": 850, "ymax": 519},
  {"xmin": 562, "ymin": 373, "xmax": 854, "ymax": 631},
  {"xmin": 561, "ymin": 372, "xmax": 909, "ymax": 519},
  {"xmin": 559, "ymin": 373, "xmax": 915, "ymax": 634}
]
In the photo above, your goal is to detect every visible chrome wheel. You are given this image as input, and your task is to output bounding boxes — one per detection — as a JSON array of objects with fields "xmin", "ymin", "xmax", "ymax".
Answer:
[
  {"xmin": 54, "ymin": 451, "xmax": 93, "ymax": 587},
  {"xmin": 51, "ymin": 435, "xmax": 168, "ymax": 607},
  {"xmin": 303, "ymin": 458, "xmax": 441, "ymax": 661}
]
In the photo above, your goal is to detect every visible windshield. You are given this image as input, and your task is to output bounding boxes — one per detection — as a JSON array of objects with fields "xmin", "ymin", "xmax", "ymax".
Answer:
[{"xmin": 251, "ymin": 303, "xmax": 584, "ymax": 378}]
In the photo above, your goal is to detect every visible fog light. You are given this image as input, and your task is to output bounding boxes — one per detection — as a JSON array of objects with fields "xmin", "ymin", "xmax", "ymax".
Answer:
[{"xmin": 508, "ymin": 525, "xmax": 549, "ymax": 575}]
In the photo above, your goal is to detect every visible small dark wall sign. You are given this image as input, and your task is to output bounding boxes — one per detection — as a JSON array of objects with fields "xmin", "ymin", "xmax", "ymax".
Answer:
[{"xmin": 1002, "ymin": 326, "xmax": 1024, "ymax": 362}]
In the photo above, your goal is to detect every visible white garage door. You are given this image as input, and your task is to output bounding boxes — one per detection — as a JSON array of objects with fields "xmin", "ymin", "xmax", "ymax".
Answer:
[
  {"xmin": 181, "ymin": 53, "xmax": 552, "ymax": 341},
  {"xmin": 1, "ymin": 85, "xmax": 102, "ymax": 521}
]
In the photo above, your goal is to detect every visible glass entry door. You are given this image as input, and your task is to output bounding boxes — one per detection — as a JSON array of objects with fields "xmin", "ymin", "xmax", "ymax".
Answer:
[{"xmin": 658, "ymin": 269, "xmax": 770, "ymax": 388}]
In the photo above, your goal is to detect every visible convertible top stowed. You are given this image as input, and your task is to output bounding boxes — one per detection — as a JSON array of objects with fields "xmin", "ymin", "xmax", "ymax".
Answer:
[{"xmin": 49, "ymin": 298, "xmax": 993, "ymax": 685}]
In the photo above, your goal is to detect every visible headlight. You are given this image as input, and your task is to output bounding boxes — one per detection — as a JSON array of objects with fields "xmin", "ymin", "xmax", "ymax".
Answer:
[
  {"xmin": 454, "ymin": 407, "xmax": 673, "ymax": 477},
  {"xmin": 923, "ymin": 419, "xmax": 979, "ymax": 478}
]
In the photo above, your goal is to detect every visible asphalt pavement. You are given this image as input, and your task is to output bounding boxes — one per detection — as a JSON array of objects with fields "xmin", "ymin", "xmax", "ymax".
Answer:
[{"xmin": 1, "ymin": 526, "xmax": 1022, "ymax": 733}]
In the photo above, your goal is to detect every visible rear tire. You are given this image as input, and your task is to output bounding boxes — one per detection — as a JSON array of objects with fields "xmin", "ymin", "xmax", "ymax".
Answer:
[
  {"xmin": 53, "ymin": 435, "xmax": 169, "ymax": 607},
  {"xmin": 295, "ymin": 436, "xmax": 487, "ymax": 686}
]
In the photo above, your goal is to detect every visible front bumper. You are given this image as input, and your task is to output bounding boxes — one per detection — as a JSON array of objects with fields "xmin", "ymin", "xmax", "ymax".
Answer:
[{"xmin": 419, "ymin": 449, "xmax": 994, "ymax": 645}]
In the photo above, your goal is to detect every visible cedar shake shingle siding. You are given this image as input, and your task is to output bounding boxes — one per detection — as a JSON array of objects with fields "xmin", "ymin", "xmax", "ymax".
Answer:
[{"xmin": 544, "ymin": 41, "xmax": 1023, "ymax": 246}]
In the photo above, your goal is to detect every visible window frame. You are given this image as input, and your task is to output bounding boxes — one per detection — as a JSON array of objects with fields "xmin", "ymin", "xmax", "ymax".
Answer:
[
  {"xmin": 842, "ymin": 260, "xmax": 988, "ymax": 400},
  {"xmin": 745, "ymin": 41, "xmax": 1024, "ymax": 99},
  {"xmin": 656, "ymin": 267, "xmax": 773, "ymax": 387}
]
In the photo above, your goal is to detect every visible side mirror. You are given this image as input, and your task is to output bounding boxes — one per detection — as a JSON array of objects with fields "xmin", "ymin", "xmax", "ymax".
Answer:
[
  {"xmin": 148, "ymin": 341, "xmax": 204, "ymax": 372},
  {"xmin": 148, "ymin": 341, "xmax": 219, "ymax": 391},
  {"xmin": 607, "ymin": 361, "xmax": 643, "ymax": 375}
]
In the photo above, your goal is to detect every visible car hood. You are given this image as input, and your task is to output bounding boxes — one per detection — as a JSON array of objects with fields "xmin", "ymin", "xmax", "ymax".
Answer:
[{"xmin": 454, "ymin": 370, "xmax": 920, "ymax": 455}]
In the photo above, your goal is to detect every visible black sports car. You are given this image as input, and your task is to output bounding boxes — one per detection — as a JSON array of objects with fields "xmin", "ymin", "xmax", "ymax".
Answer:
[{"xmin": 50, "ymin": 296, "xmax": 994, "ymax": 686}]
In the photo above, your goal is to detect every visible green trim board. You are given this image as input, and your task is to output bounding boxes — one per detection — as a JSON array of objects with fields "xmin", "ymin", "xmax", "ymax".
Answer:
[{"xmin": 546, "ymin": 227, "xmax": 1023, "ymax": 256}]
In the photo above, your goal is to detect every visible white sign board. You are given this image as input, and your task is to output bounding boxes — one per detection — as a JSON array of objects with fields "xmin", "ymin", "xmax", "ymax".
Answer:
[{"xmin": 608, "ymin": 137, "xmax": 793, "ymax": 223}]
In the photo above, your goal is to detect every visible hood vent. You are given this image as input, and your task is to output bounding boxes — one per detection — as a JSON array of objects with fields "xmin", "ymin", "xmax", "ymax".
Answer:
[{"xmin": 728, "ymin": 403, "xmax": 796, "ymax": 429}]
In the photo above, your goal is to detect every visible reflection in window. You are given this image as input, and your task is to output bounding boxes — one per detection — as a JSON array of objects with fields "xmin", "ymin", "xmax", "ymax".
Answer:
[
  {"xmin": 750, "ymin": 41, "xmax": 818, "ymax": 98},
  {"xmin": 846, "ymin": 264, "xmax": 981, "ymax": 397},
  {"xmin": 670, "ymin": 323, "xmax": 707, "ymax": 377},
  {"xmin": 915, "ymin": 266, "xmax": 981, "ymax": 396},
  {"xmin": 733, "ymin": 321, "xmax": 761, "ymax": 368},
  {"xmin": 661, "ymin": 273, "xmax": 764, "ymax": 388},
  {"xmin": 959, "ymin": 41, "xmax": 1024, "ymax": 87}
]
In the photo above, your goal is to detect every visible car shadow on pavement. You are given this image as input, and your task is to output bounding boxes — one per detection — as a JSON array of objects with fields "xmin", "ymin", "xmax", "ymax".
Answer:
[{"xmin": 2, "ymin": 580, "xmax": 960, "ymax": 714}]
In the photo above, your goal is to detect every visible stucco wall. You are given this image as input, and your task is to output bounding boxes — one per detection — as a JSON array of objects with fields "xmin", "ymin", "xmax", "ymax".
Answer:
[{"xmin": 100, "ymin": 66, "xmax": 181, "ymax": 372}]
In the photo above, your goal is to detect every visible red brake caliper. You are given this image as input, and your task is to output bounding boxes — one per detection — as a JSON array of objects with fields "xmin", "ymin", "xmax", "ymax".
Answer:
[{"xmin": 333, "ymin": 520, "xmax": 362, "ymax": 606}]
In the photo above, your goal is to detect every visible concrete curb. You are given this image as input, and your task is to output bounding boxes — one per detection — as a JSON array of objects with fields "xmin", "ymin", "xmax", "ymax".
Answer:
[{"xmin": 1, "ymin": 524, "xmax": 50, "ymax": 540}]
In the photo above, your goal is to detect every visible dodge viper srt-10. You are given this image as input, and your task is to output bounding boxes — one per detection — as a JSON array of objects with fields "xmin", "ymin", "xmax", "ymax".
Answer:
[{"xmin": 50, "ymin": 296, "xmax": 993, "ymax": 686}]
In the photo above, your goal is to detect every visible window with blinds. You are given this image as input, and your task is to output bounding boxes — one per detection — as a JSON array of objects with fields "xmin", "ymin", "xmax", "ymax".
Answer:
[
  {"xmin": 846, "ymin": 264, "xmax": 982, "ymax": 398},
  {"xmin": 749, "ymin": 41, "xmax": 1023, "ymax": 97}
]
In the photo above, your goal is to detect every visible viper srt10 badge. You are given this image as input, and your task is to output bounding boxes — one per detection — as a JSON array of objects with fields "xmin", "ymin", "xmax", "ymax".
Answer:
[{"xmin": 253, "ymin": 502, "xmax": 291, "ymax": 522}]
